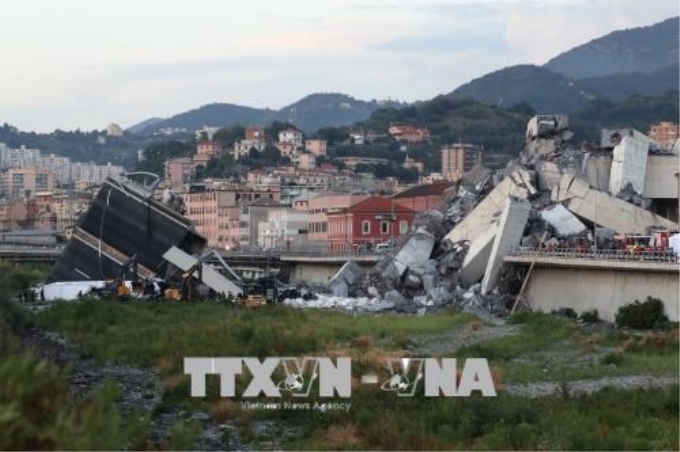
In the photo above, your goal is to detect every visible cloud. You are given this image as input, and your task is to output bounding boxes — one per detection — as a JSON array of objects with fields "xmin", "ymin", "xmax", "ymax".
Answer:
[
  {"xmin": 502, "ymin": 0, "xmax": 679, "ymax": 64},
  {"xmin": 0, "ymin": 0, "xmax": 677, "ymax": 131}
]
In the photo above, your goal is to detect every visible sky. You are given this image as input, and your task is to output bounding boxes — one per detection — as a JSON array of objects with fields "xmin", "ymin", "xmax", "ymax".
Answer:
[{"xmin": 0, "ymin": 0, "xmax": 677, "ymax": 132}]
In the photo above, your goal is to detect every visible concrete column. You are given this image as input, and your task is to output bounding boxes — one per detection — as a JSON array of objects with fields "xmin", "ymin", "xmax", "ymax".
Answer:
[{"xmin": 481, "ymin": 197, "xmax": 531, "ymax": 295}]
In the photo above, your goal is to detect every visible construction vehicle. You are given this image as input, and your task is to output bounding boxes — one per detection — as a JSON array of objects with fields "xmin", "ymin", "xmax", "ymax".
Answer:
[{"xmin": 93, "ymin": 255, "xmax": 138, "ymax": 299}]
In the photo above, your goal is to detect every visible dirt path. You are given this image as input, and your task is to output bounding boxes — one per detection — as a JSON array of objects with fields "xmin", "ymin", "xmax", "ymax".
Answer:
[{"xmin": 22, "ymin": 327, "xmax": 246, "ymax": 451}]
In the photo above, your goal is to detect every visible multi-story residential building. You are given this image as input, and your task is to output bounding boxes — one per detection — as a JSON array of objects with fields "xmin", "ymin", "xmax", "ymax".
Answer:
[
  {"xmin": 326, "ymin": 196, "xmax": 416, "ymax": 252},
  {"xmin": 0, "ymin": 200, "xmax": 27, "ymax": 231},
  {"xmin": 392, "ymin": 181, "xmax": 456, "ymax": 212},
  {"xmin": 107, "ymin": 123, "xmax": 124, "ymax": 137},
  {"xmin": 4, "ymin": 145, "xmax": 42, "ymax": 168},
  {"xmin": 165, "ymin": 157, "xmax": 195, "ymax": 185},
  {"xmin": 295, "ymin": 153, "xmax": 316, "ymax": 170},
  {"xmin": 306, "ymin": 193, "xmax": 369, "ymax": 244},
  {"xmin": 181, "ymin": 188, "xmax": 238, "ymax": 248},
  {"xmin": 245, "ymin": 126, "xmax": 267, "ymax": 143},
  {"xmin": 305, "ymin": 139, "xmax": 327, "ymax": 156},
  {"xmin": 193, "ymin": 141, "xmax": 223, "ymax": 169},
  {"xmin": 1, "ymin": 167, "xmax": 56, "ymax": 199},
  {"xmin": 39, "ymin": 154, "xmax": 72, "ymax": 185},
  {"xmin": 239, "ymin": 198, "xmax": 280, "ymax": 248},
  {"xmin": 648, "ymin": 121, "xmax": 679, "ymax": 150},
  {"xmin": 388, "ymin": 125, "xmax": 431, "ymax": 143},
  {"xmin": 337, "ymin": 156, "xmax": 389, "ymax": 170},
  {"xmin": 258, "ymin": 207, "xmax": 309, "ymax": 250},
  {"xmin": 441, "ymin": 143, "xmax": 482, "ymax": 180},
  {"xmin": 70, "ymin": 162, "xmax": 124, "ymax": 187},
  {"xmin": 278, "ymin": 129, "xmax": 303, "ymax": 147},
  {"xmin": 275, "ymin": 141, "xmax": 298, "ymax": 159},
  {"xmin": 0, "ymin": 143, "xmax": 11, "ymax": 168},
  {"xmin": 223, "ymin": 205, "xmax": 241, "ymax": 250},
  {"xmin": 233, "ymin": 139, "xmax": 266, "ymax": 160}
]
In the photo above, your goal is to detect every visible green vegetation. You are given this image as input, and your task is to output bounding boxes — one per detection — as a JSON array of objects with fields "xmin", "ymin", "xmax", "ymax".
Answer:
[
  {"xmin": 454, "ymin": 312, "xmax": 678, "ymax": 383},
  {"xmin": 615, "ymin": 297, "xmax": 670, "ymax": 330},
  {"xmin": 0, "ymin": 264, "xmax": 153, "ymax": 451},
  {"xmin": 136, "ymin": 139, "xmax": 196, "ymax": 176},
  {"xmin": 571, "ymin": 90, "xmax": 680, "ymax": 144},
  {"xmin": 31, "ymin": 302, "xmax": 679, "ymax": 450},
  {"xmin": 0, "ymin": 123, "xmax": 150, "ymax": 168},
  {"xmin": 34, "ymin": 301, "xmax": 469, "ymax": 369},
  {"xmin": 3, "ymin": 263, "xmax": 676, "ymax": 450}
]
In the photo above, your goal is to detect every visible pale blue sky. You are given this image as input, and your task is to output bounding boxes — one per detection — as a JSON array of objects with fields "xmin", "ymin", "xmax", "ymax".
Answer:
[{"xmin": 0, "ymin": 0, "xmax": 677, "ymax": 132}]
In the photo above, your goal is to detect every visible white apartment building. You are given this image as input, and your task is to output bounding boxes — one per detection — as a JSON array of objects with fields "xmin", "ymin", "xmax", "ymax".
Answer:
[
  {"xmin": 258, "ymin": 207, "xmax": 309, "ymax": 250},
  {"xmin": 278, "ymin": 129, "xmax": 303, "ymax": 147}
]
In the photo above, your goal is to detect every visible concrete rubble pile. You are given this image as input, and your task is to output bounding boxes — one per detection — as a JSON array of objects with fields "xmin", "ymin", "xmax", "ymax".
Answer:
[{"xmin": 293, "ymin": 114, "xmax": 677, "ymax": 317}]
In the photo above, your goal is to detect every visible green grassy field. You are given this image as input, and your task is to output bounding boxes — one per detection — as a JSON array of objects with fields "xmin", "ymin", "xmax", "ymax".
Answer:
[{"xmin": 29, "ymin": 299, "xmax": 679, "ymax": 451}]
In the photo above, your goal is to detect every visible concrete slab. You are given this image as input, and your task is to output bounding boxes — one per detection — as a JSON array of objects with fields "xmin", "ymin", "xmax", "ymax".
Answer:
[
  {"xmin": 540, "ymin": 204, "xmax": 587, "ymax": 237},
  {"xmin": 445, "ymin": 168, "xmax": 536, "ymax": 244},
  {"xmin": 553, "ymin": 174, "xmax": 676, "ymax": 233},
  {"xmin": 481, "ymin": 197, "xmax": 531, "ymax": 295},
  {"xmin": 583, "ymin": 153, "xmax": 612, "ymax": 191},
  {"xmin": 163, "ymin": 246, "xmax": 243, "ymax": 296},
  {"xmin": 392, "ymin": 227, "xmax": 436, "ymax": 277},
  {"xmin": 608, "ymin": 129, "xmax": 651, "ymax": 196},
  {"xmin": 460, "ymin": 223, "xmax": 498, "ymax": 287},
  {"xmin": 536, "ymin": 161, "xmax": 561, "ymax": 191}
]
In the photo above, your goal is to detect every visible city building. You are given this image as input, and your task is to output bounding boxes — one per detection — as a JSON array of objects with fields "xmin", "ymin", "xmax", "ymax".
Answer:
[
  {"xmin": 392, "ymin": 181, "xmax": 456, "ymax": 211},
  {"xmin": 258, "ymin": 207, "xmax": 309, "ymax": 250},
  {"xmin": 182, "ymin": 188, "xmax": 237, "ymax": 248},
  {"xmin": 307, "ymin": 193, "xmax": 369, "ymax": 244},
  {"xmin": 193, "ymin": 141, "xmax": 223, "ymax": 169},
  {"xmin": 278, "ymin": 129, "xmax": 303, "ymax": 147},
  {"xmin": 295, "ymin": 153, "xmax": 316, "ymax": 170},
  {"xmin": 337, "ymin": 156, "xmax": 389, "ymax": 170},
  {"xmin": 441, "ymin": 143, "xmax": 483, "ymax": 180},
  {"xmin": 165, "ymin": 157, "xmax": 195, "ymax": 185},
  {"xmin": 326, "ymin": 196, "xmax": 416, "ymax": 252},
  {"xmin": 245, "ymin": 126, "xmax": 267, "ymax": 143},
  {"xmin": 1, "ymin": 167, "xmax": 56, "ymax": 199},
  {"xmin": 648, "ymin": 121, "xmax": 679, "ymax": 150},
  {"xmin": 107, "ymin": 123, "xmax": 124, "ymax": 137},
  {"xmin": 239, "ymin": 198, "xmax": 280, "ymax": 248},
  {"xmin": 305, "ymin": 139, "xmax": 327, "ymax": 156},
  {"xmin": 388, "ymin": 124, "xmax": 431, "ymax": 143},
  {"xmin": 233, "ymin": 139, "xmax": 266, "ymax": 160}
]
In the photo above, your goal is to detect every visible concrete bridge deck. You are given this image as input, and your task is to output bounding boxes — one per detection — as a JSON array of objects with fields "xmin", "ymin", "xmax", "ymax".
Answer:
[{"xmin": 503, "ymin": 248, "xmax": 679, "ymax": 322}]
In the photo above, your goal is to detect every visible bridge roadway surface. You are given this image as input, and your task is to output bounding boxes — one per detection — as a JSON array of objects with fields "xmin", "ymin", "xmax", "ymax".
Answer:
[{"xmin": 0, "ymin": 246, "xmax": 385, "ymax": 265}]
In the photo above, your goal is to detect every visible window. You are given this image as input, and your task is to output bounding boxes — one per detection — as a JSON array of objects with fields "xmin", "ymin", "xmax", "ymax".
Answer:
[
  {"xmin": 362, "ymin": 220, "xmax": 370, "ymax": 235},
  {"xmin": 381, "ymin": 221, "xmax": 389, "ymax": 234},
  {"xmin": 399, "ymin": 220, "xmax": 408, "ymax": 235}
]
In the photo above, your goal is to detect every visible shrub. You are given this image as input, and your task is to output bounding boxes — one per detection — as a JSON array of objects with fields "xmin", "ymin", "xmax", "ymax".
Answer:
[
  {"xmin": 552, "ymin": 308, "xmax": 578, "ymax": 319},
  {"xmin": 579, "ymin": 310, "xmax": 600, "ymax": 324},
  {"xmin": 615, "ymin": 297, "xmax": 669, "ymax": 330}
]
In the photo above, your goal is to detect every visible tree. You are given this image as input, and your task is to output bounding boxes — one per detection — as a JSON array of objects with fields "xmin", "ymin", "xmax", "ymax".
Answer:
[
  {"xmin": 248, "ymin": 147, "xmax": 261, "ymax": 160},
  {"xmin": 261, "ymin": 145, "xmax": 281, "ymax": 165},
  {"xmin": 213, "ymin": 126, "xmax": 245, "ymax": 147}
]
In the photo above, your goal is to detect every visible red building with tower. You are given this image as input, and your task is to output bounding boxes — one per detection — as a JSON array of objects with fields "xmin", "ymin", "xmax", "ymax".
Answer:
[{"xmin": 326, "ymin": 196, "xmax": 416, "ymax": 252}]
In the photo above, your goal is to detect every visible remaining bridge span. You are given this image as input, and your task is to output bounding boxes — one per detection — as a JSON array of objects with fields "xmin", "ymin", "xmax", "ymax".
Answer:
[{"xmin": 504, "ymin": 249, "xmax": 679, "ymax": 322}]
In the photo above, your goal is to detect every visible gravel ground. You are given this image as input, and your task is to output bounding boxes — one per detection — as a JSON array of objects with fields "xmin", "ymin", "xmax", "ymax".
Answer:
[
  {"xmin": 408, "ymin": 323, "xmax": 521, "ymax": 356},
  {"xmin": 505, "ymin": 374, "xmax": 679, "ymax": 398},
  {"xmin": 21, "ymin": 327, "xmax": 246, "ymax": 451}
]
